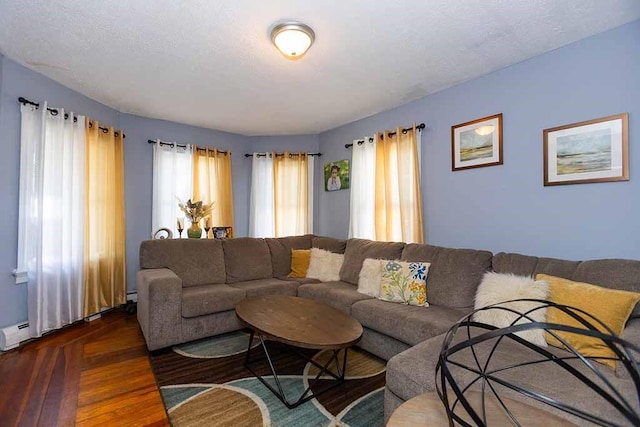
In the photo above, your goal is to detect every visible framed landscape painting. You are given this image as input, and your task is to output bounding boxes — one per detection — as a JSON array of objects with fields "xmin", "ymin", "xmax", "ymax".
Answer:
[
  {"xmin": 543, "ymin": 113, "xmax": 628, "ymax": 186},
  {"xmin": 452, "ymin": 113, "xmax": 503, "ymax": 171}
]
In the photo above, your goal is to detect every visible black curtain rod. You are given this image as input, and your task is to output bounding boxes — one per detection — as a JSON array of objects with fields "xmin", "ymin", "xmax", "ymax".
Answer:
[
  {"xmin": 18, "ymin": 97, "xmax": 125, "ymax": 138},
  {"xmin": 244, "ymin": 152, "xmax": 322, "ymax": 158},
  {"xmin": 147, "ymin": 139, "xmax": 229, "ymax": 155},
  {"xmin": 344, "ymin": 122, "xmax": 425, "ymax": 149}
]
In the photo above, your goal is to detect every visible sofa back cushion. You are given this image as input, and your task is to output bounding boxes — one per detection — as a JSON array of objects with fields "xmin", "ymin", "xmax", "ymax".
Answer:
[
  {"xmin": 265, "ymin": 234, "xmax": 313, "ymax": 277},
  {"xmin": 223, "ymin": 237, "xmax": 273, "ymax": 283},
  {"xmin": 312, "ymin": 236, "xmax": 347, "ymax": 254},
  {"xmin": 572, "ymin": 259, "xmax": 640, "ymax": 294},
  {"xmin": 492, "ymin": 253, "xmax": 580, "ymax": 279},
  {"xmin": 401, "ymin": 243, "xmax": 493, "ymax": 308},
  {"xmin": 494, "ymin": 253, "xmax": 640, "ymax": 316},
  {"xmin": 340, "ymin": 238, "xmax": 405, "ymax": 285},
  {"xmin": 139, "ymin": 239, "xmax": 226, "ymax": 287}
]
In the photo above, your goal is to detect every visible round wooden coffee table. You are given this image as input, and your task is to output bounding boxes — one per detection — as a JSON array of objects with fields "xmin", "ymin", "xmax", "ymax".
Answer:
[{"xmin": 235, "ymin": 295, "xmax": 363, "ymax": 408}]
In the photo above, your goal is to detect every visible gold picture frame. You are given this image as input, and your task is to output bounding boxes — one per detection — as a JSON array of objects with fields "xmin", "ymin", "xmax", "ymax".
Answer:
[
  {"xmin": 543, "ymin": 113, "xmax": 629, "ymax": 186},
  {"xmin": 212, "ymin": 226, "xmax": 233, "ymax": 239},
  {"xmin": 452, "ymin": 113, "xmax": 503, "ymax": 171}
]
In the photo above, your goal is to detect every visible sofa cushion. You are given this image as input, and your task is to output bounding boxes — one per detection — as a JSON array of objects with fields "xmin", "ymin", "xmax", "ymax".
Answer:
[
  {"xmin": 265, "ymin": 234, "xmax": 313, "ymax": 277},
  {"xmin": 494, "ymin": 254, "xmax": 640, "ymax": 317},
  {"xmin": 182, "ymin": 284, "xmax": 245, "ymax": 318},
  {"xmin": 312, "ymin": 236, "xmax": 347, "ymax": 253},
  {"xmin": 306, "ymin": 248, "xmax": 344, "ymax": 282},
  {"xmin": 288, "ymin": 249, "xmax": 311, "ymax": 278},
  {"xmin": 223, "ymin": 237, "xmax": 273, "ymax": 283},
  {"xmin": 340, "ymin": 239, "xmax": 405, "ymax": 285},
  {"xmin": 473, "ymin": 272, "xmax": 550, "ymax": 347},
  {"xmin": 378, "ymin": 260, "xmax": 430, "ymax": 307},
  {"xmin": 538, "ymin": 274, "xmax": 640, "ymax": 368},
  {"xmin": 139, "ymin": 239, "xmax": 226, "ymax": 287},
  {"xmin": 401, "ymin": 243, "xmax": 492, "ymax": 308},
  {"xmin": 386, "ymin": 326, "xmax": 637, "ymax": 425},
  {"xmin": 617, "ymin": 318, "xmax": 640, "ymax": 379},
  {"xmin": 492, "ymin": 252, "xmax": 580, "ymax": 279},
  {"xmin": 277, "ymin": 276, "xmax": 322, "ymax": 285},
  {"xmin": 358, "ymin": 258, "xmax": 385, "ymax": 297},
  {"xmin": 572, "ymin": 259, "xmax": 640, "ymax": 294},
  {"xmin": 228, "ymin": 278, "xmax": 300, "ymax": 298},
  {"xmin": 352, "ymin": 299, "xmax": 467, "ymax": 346},
  {"xmin": 297, "ymin": 281, "xmax": 373, "ymax": 315}
]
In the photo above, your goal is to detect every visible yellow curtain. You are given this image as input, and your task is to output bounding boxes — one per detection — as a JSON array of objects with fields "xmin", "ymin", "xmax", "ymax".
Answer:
[
  {"xmin": 192, "ymin": 146, "xmax": 235, "ymax": 231},
  {"xmin": 83, "ymin": 120, "xmax": 127, "ymax": 316},
  {"xmin": 374, "ymin": 124, "xmax": 424, "ymax": 243},
  {"xmin": 273, "ymin": 152, "xmax": 309, "ymax": 237}
]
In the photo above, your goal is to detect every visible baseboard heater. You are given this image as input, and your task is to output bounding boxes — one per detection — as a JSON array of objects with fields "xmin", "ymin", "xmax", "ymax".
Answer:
[{"xmin": 0, "ymin": 321, "xmax": 30, "ymax": 351}]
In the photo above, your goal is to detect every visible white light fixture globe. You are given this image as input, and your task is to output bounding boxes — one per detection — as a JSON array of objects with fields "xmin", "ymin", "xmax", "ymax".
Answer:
[{"xmin": 271, "ymin": 22, "xmax": 315, "ymax": 60}]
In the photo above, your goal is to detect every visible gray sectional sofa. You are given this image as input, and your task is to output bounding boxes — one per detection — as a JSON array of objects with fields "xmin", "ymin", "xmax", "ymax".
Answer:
[{"xmin": 136, "ymin": 235, "xmax": 640, "ymax": 424}]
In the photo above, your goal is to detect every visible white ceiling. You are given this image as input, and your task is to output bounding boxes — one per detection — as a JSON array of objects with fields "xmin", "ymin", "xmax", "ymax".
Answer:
[{"xmin": 1, "ymin": 1, "xmax": 639, "ymax": 136}]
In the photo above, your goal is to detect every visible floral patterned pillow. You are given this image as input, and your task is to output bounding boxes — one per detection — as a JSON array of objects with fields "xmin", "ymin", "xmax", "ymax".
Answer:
[{"xmin": 378, "ymin": 261, "xmax": 430, "ymax": 307}]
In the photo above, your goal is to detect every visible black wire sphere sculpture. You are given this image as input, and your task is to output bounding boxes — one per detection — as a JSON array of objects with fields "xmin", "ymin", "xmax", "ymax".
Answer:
[{"xmin": 436, "ymin": 299, "xmax": 640, "ymax": 426}]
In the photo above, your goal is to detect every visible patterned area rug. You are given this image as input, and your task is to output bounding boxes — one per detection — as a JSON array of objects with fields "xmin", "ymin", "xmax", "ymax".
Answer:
[{"xmin": 149, "ymin": 330, "xmax": 386, "ymax": 426}]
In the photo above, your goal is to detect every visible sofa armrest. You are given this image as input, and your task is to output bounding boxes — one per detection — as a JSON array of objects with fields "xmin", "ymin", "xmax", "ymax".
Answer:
[
  {"xmin": 616, "ymin": 318, "xmax": 640, "ymax": 379},
  {"xmin": 136, "ymin": 268, "xmax": 183, "ymax": 350}
]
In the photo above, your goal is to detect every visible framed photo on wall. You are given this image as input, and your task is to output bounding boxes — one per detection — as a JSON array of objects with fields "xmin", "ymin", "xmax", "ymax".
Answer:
[
  {"xmin": 452, "ymin": 113, "xmax": 503, "ymax": 171},
  {"xmin": 543, "ymin": 113, "xmax": 628, "ymax": 186},
  {"xmin": 324, "ymin": 159, "xmax": 350, "ymax": 191}
]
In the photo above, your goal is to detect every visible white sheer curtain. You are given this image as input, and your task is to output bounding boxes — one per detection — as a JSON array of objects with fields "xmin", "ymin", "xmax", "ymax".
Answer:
[
  {"xmin": 249, "ymin": 153, "xmax": 314, "ymax": 237},
  {"xmin": 349, "ymin": 128, "xmax": 423, "ymax": 243},
  {"xmin": 306, "ymin": 157, "xmax": 314, "ymax": 233},
  {"xmin": 18, "ymin": 103, "xmax": 86, "ymax": 337},
  {"xmin": 348, "ymin": 137, "xmax": 376, "ymax": 239},
  {"xmin": 249, "ymin": 153, "xmax": 275, "ymax": 237},
  {"xmin": 151, "ymin": 141, "xmax": 192, "ymax": 237}
]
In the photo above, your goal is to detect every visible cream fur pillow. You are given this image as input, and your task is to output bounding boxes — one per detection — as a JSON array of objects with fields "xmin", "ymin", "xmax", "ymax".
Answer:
[
  {"xmin": 306, "ymin": 248, "xmax": 344, "ymax": 282},
  {"xmin": 473, "ymin": 272, "xmax": 549, "ymax": 347},
  {"xmin": 358, "ymin": 258, "xmax": 384, "ymax": 297}
]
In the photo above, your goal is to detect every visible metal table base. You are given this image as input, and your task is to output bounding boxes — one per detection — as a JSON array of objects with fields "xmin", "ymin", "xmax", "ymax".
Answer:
[{"xmin": 243, "ymin": 330, "xmax": 349, "ymax": 409}]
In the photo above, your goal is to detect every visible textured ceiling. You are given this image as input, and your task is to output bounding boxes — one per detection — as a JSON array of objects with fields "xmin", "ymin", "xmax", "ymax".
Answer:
[{"xmin": 1, "ymin": 1, "xmax": 639, "ymax": 136}]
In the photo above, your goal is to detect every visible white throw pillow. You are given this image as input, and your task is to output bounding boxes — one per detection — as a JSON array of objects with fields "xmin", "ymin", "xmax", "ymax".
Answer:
[
  {"xmin": 358, "ymin": 258, "xmax": 384, "ymax": 297},
  {"xmin": 473, "ymin": 272, "xmax": 549, "ymax": 347},
  {"xmin": 306, "ymin": 248, "xmax": 344, "ymax": 282}
]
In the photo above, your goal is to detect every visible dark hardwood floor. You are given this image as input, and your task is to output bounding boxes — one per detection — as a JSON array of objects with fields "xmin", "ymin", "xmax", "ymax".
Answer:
[{"xmin": 0, "ymin": 308, "xmax": 168, "ymax": 426}]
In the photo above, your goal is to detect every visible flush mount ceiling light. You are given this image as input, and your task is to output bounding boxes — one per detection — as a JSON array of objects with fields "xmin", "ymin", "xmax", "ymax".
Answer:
[{"xmin": 271, "ymin": 22, "xmax": 315, "ymax": 60}]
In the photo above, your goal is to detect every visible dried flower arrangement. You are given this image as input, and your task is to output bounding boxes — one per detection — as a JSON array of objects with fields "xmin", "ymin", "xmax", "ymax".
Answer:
[{"xmin": 178, "ymin": 199, "xmax": 214, "ymax": 225}]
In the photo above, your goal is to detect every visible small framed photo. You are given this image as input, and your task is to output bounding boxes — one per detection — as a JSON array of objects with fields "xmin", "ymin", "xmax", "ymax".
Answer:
[
  {"xmin": 543, "ymin": 113, "xmax": 629, "ymax": 186},
  {"xmin": 452, "ymin": 113, "xmax": 503, "ymax": 171},
  {"xmin": 324, "ymin": 159, "xmax": 350, "ymax": 191},
  {"xmin": 212, "ymin": 226, "xmax": 233, "ymax": 239}
]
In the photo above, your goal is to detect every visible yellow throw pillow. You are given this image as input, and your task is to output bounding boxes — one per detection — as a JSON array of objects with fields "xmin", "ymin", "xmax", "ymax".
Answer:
[
  {"xmin": 288, "ymin": 249, "xmax": 311, "ymax": 278},
  {"xmin": 537, "ymin": 274, "xmax": 640, "ymax": 368}
]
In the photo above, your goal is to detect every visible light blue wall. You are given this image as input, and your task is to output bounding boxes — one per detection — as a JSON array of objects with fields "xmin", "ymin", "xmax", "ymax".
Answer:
[
  {"xmin": 318, "ymin": 20, "xmax": 640, "ymax": 261},
  {"xmin": 0, "ymin": 61, "xmax": 255, "ymax": 329},
  {"xmin": 120, "ymin": 113, "xmax": 250, "ymax": 290},
  {"xmin": 0, "ymin": 57, "xmax": 121, "ymax": 328}
]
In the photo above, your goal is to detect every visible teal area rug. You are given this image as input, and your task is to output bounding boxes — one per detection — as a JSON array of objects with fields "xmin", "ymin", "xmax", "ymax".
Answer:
[{"xmin": 149, "ymin": 330, "xmax": 386, "ymax": 426}]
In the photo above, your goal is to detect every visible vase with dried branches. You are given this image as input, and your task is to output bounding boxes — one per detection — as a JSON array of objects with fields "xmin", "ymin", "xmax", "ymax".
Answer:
[{"xmin": 178, "ymin": 199, "xmax": 214, "ymax": 239}]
